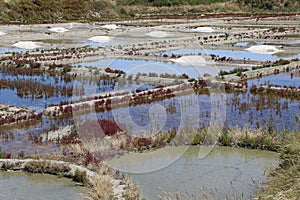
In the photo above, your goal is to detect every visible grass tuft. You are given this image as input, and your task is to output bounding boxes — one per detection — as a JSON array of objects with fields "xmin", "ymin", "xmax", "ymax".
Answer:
[
  {"xmin": 87, "ymin": 167, "xmax": 114, "ymax": 200},
  {"xmin": 258, "ymin": 134, "xmax": 300, "ymax": 200}
]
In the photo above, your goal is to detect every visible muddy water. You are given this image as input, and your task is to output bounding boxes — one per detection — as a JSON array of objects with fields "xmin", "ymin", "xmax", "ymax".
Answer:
[
  {"xmin": 0, "ymin": 171, "xmax": 85, "ymax": 200},
  {"xmin": 108, "ymin": 146, "xmax": 279, "ymax": 200}
]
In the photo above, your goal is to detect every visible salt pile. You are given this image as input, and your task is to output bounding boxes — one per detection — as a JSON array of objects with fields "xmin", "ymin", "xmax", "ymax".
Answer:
[
  {"xmin": 147, "ymin": 31, "xmax": 169, "ymax": 38},
  {"xmin": 49, "ymin": 27, "xmax": 69, "ymax": 33},
  {"xmin": 171, "ymin": 56, "xmax": 209, "ymax": 67},
  {"xmin": 246, "ymin": 45, "xmax": 284, "ymax": 54},
  {"xmin": 0, "ymin": 32, "xmax": 6, "ymax": 36},
  {"xmin": 189, "ymin": 27, "xmax": 215, "ymax": 33},
  {"xmin": 101, "ymin": 24, "xmax": 118, "ymax": 30},
  {"xmin": 88, "ymin": 36, "xmax": 111, "ymax": 42},
  {"xmin": 12, "ymin": 41, "xmax": 42, "ymax": 50}
]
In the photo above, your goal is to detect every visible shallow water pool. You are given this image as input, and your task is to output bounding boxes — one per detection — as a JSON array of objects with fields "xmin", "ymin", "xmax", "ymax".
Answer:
[
  {"xmin": 108, "ymin": 146, "xmax": 279, "ymax": 200},
  {"xmin": 0, "ymin": 171, "xmax": 85, "ymax": 200},
  {"xmin": 73, "ymin": 58, "xmax": 237, "ymax": 78},
  {"xmin": 248, "ymin": 70, "xmax": 300, "ymax": 87}
]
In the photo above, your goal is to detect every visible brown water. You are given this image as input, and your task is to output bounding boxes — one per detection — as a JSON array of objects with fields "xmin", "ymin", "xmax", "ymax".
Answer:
[
  {"xmin": 0, "ymin": 171, "xmax": 85, "ymax": 200},
  {"xmin": 108, "ymin": 146, "xmax": 279, "ymax": 200}
]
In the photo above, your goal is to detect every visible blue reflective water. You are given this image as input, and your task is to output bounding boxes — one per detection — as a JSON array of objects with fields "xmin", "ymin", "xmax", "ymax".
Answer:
[
  {"xmin": 80, "ymin": 41, "xmax": 124, "ymax": 47},
  {"xmin": 93, "ymin": 89, "xmax": 300, "ymax": 134},
  {"xmin": 0, "ymin": 172, "xmax": 84, "ymax": 200},
  {"xmin": 234, "ymin": 42, "xmax": 250, "ymax": 47},
  {"xmin": 0, "ymin": 47, "xmax": 29, "ymax": 54},
  {"xmin": 248, "ymin": 70, "xmax": 300, "ymax": 87},
  {"xmin": 0, "ymin": 72, "xmax": 155, "ymax": 111},
  {"xmin": 0, "ymin": 73, "xmax": 73, "ymax": 111},
  {"xmin": 73, "ymin": 59, "xmax": 237, "ymax": 78}
]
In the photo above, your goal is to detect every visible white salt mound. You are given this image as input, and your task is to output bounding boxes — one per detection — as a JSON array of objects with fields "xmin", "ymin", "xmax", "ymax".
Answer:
[
  {"xmin": 147, "ymin": 31, "xmax": 169, "ymax": 38},
  {"xmin": 88, "ymin": 36, "xmax": 111, "ymax": 42},
  {"xmin": 101, "ymin": 24, "xmax": 118, "ymax": 30},
  {"xmin": 12, "ymin": 41, "xmax": 42, "ymax": 50},
  {"xmin": 246, "ymin": 45, "xmax": 284, "ymax": 54},
  {"xmin": 0, "ymin": 32, "xmax": 6, "ymax": 36},
  {"xmin": 190, "ymin": 27, "xmax": 215, "ymax": 33},
  {"xmin": 171, "ymin": 56, "xmax": 209, "ymax": 67},
  {"xmin": 49, "ymin": 27, "xmax": 69, "ymax": 33}
]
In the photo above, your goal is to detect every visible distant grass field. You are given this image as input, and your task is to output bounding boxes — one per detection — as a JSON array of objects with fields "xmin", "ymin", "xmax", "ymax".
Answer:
[
  {"xmin": 117, "ymin": 0, "xmax": 228, "ymax": 6},
  {"xmin": 0, "ymin": 0, "xmax": 300, "ymax": 22}
]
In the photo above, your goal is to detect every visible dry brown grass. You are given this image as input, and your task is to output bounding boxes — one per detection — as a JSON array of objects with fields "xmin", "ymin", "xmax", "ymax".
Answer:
[
  {"xmin": 263, "ymin": 166, "xmax": 300, "ymax": 200},
  {"xmin": 87, "ymin": 167, "xmax": 114, "ymax": 200},
  {"xmin": 257, "ymin": 133, "xmax": 300, "ymax": 200},
  {"xmin": 69, "ymin": 143, "xmax": 86, "ymax": 155},
  {"xmin": 122, "ymin": 178, "xmax": 140, "ymax": 200},
  {"xmin": 229, "ymin": 127, "xmax": 269, "ymax": 141}
]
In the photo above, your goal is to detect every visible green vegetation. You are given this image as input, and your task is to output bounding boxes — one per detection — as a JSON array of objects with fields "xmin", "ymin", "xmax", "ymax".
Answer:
[
  {"xmin": 237, "ymin": 0, "xmax": 300, "ymax": 11},
  {"xmin": 272, "ymin": 59, "xmax": 290, "ymax": 66},
  {"xmin": 258, "ymin": 133, "xmax": 300, "ymax": 199},
  {"xmin": 191, "ymin": 128, "xmax": 206, "ymax": 145},
  {"xmin": 252, "ymin": 64, "xmax": 271, "ymax": 71},
  {"xmin": 219, "ymin": 67, "xmax": 248, "ymax": 76},
  {"xmin": 219, "ymin": 129, "xmax": 232, "ymax": 146},
  {"xmin": 117, "ymin": 0, "xmax": 227, "ymax": 6},
  {"xmin": 0, "ymin": 0, "xmax": 116, "ymax": 22},
  {"xmin": 1, "ymin": 0, "xmax": 300, "ymax": 23},
  {"xmin": 73, "ymin": 169, "xmax": 88, "ymax": 185},
  {"xmin": 188, "ymin": 127, "xmax": 280, "ymax": 151},
  {"xmin": 62, "ymin": 66, "xmax": 72, "ymax": 73},
  {"xmin": 252, "ymin": 59, "xmax": 291, "ymax": 70},
  {"xmin": 24, "ymin": 161, "xmax": 71, "ymax": 175}
]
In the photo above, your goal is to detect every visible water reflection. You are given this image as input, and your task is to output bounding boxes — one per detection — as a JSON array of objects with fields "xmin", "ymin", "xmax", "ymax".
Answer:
[
  {"xmin": 108, "ymin": 146, "xmax": 279, "ymax": 200},
  {"xmin": 248, "ymin": 70, "xmax": 300, "ymax": 87},
  {"xmin": 0, "ymin": 171, "xmax": 84, "ymax": 200},
  {"xmin": 73, "ymin": 58, "xmax": 237, "ymax": 78}
]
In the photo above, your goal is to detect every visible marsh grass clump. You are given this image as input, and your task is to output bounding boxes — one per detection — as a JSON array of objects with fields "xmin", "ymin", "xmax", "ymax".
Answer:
[
  {"xmin": 280, "ymin": 140, "xmax": 300, "ymax": 169},
  {"xmin": 87, "ymin": 164, "xmax": 127, "ymax": 200},
  {"xmin": 24, "ymin": 161, "xmax": 71, "ymax": 175},
  {"xmin": 88, "ymin": 173, "xmax": 113, "ymax": 199},
  {"xmin": 219, "ymin": 67, "xmax": 248, "ymax": 76},
  {"xmin": 219, "ymin": 129, "xmax": 232, "ymax": 146},
  {"xmin": 232, "ymin": 128, "xmax": 279, "ymax": 151},
  {"xmin": 73, "ymin": 169, "xmax": 88, "ymax": 185},
  {"xmin": 252, "ymin": 59, "xmax": 291, "ymax": 71},
  {"xmin": 272, "ymin": 59, "xmax": 290, "ymax": 67},
  {"xmin": 191, "ymin": 128, "xmax": 206, "ymax": 145},
  {"xmin": 62, "ymin": 66, "xmax": 72, "ymax": 73},
  {"xmin": 258, "ymin": 134, "xmax": 300, "ymax": 200},
  {"xmin": 188, "ymin": 126, "xmax": 280, "ymax": 151},
  {"xmin": 122, "ymin": 178, "xmax": 140, "ymax": 200}
]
